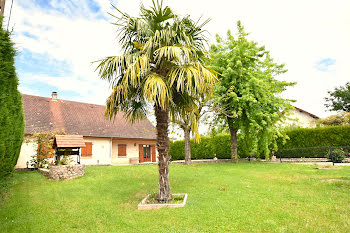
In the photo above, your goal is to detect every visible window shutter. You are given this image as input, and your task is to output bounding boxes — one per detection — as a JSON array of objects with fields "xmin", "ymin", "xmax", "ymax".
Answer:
[
  {"xmin": 81, "ymin": 142, "xmax": 92, "ymax": 157},
  {"xmin": 139, "ymin": 144, "xmax": 143, "ymax": 163},
  {"xmin": 118, "ymin": 144, "xmax": 127, "ymax": 157},
  {"xmin": 151, "ymin": 145, "xmax": 156, "ymax": 162}
]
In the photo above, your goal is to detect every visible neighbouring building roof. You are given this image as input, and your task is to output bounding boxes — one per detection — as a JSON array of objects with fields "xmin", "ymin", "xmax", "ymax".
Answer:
[
  {"xmin": 22, "ymin": 94, "xmax": 157, "ymax": 139},
  {"xmin": 293, "ymin": 106, "xmax": 319, "ymax": 119},
  {"xmin": 54, "ymin": 135, "xmax": 86, "ymax": 148}
]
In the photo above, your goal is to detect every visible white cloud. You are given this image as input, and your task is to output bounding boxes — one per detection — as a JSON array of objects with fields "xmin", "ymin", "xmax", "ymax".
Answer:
[{"xmin": 4, "ymin": 0, "xmax": 350, "ymax": 120}]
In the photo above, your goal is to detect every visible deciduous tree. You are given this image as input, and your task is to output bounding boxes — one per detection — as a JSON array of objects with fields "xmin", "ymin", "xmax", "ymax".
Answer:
[
  {"xmin": 209, "ymin": 21, "xmax": 294, "ymax": 161},
  {"xmin": 325, "ymin": 82, "xmax": 350, "ymax": 112}
]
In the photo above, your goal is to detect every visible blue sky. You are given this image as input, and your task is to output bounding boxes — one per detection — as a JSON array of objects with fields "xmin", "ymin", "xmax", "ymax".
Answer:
[
  {"xmin": 315, "ymin": 58, "xmax": 336, "ymax": 72},
  {"xmin": 7, "ymin": 0, "xmax": 118, "ymax": 103},
  {"xmin": 3, "ymin": 0, "xmax": 350, "ymax": 119}
]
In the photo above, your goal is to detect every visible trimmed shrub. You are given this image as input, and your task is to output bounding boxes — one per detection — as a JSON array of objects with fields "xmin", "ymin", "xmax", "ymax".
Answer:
[
  {"xmin": 279, "ymin": 126, "xmax": 350, "ymax": 149},
  {"xmin": 169, "ymin": 134, "xmax": 250, "ymax": 161},
  {"xmin": 276, "ymin": 126, "xmax": 350, "ymax": 158},
  {"xmin": 170, "ymin": 126, "xmax": 350, "ymax": 160},
  {"xmin": 0, "ymin": 19, "xmax": 25, "ymax": 177}
]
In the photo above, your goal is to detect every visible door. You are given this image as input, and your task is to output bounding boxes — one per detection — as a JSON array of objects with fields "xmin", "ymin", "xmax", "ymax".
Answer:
[{"xmin": 139, "ymin": 144, "xmax": 156, "ymax": 163}]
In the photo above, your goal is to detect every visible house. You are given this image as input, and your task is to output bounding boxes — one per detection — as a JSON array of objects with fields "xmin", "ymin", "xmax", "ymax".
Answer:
[
  {"xmin": 16, "ymin": 92, "xmax": 157, "ymax": 168},
  {"xmin": 283, "ymin": 106, "xmax": 319, "ymax": 128}
]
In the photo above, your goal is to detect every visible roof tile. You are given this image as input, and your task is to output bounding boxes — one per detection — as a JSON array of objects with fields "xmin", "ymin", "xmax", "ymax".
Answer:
[{"xmin": 22, "ymin": 94, "xmax": 156, "ymax": 139}]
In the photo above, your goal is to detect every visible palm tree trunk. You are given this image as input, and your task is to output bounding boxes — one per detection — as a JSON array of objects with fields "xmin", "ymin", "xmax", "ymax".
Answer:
[
  {"xmin": 228, "ymin": 118, "xmax": 238, "ymax": 162},
  {"xmin": 155, "ymin": 105, "xmax": 171, "ymax": 202},
  {"xmin": 184, "ymin": 127, "xmax": 192, "ymax": 165}
]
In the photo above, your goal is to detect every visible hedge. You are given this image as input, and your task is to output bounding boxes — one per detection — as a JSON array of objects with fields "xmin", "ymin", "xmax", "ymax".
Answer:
[
  {"xmin": 169, "ymin": 134, "xmax": 249, "ymax": 161},
  {"xmin": 169, "ymin": 126, "xmax": 350, "ymax": 160},
  {"xmin": 278, "ymin": 126, "xmax": 350, "ymax": 148},
  {"xmin": 276, "ymin": 126, "xmax": 350, "ymax": 158},
  {"xmin": 0, "ymin": 19, "xmax": 25, "ymax": 177}
]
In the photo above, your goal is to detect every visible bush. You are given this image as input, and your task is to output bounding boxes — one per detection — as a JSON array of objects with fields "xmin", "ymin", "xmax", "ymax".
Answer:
[
  {"xmin": 279, "ymin": 126, "xmax": 350, "ymax": 149},
  {"xmin": 170, "ymin": 126, "xmax": 350, "ymax": 160},
  {"xmin": 170, "ymin": 137, "xmax": 215, "ymax": 160},
  {"xmin": 328, "ymin": 148, "xmax": 347, "ymax": 163},
  {"xmin": 169, "ymin": 134, "xmax": 251, "ymax": 161},
  {"xmin": 276, "ymin": 126, "xmax": 350, "ymax": 158},
  {"xmin": 0, "ymin": 19, "xmax": 25, "ymax": 177}
]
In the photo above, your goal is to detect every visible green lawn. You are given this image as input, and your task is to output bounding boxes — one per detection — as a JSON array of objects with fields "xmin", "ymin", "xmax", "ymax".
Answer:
[{"xmin": 1, "ymin": 163, "xmax": 350, "ymax": 232}]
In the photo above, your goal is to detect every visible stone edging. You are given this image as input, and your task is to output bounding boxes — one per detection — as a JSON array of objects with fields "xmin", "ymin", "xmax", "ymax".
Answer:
[{"xmin": 138, "ymin": 193, "xmax": 188, "ymax": 210}]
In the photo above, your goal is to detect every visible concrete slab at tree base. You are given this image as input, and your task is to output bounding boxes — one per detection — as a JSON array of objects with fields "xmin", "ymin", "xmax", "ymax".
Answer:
[{"xmin": 138, "ymin": 193, "xmax": 188, "ymax": 210}]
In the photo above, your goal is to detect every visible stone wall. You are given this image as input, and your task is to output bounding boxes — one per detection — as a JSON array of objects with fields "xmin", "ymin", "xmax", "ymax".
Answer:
[{"xmin": 39, "ymin": 164, "xmax": 85, "ymax": 180}]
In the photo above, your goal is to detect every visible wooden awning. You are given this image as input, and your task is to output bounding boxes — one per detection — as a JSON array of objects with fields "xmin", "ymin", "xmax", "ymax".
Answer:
[{"xmin": 54, "ymin": 135, "xmax": 86, "ymax": 148}]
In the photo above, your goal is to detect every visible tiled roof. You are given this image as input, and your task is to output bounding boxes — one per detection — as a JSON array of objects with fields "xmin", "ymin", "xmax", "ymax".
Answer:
[
  {"xmin": 54, "ymin": 135, "xmax": 86, "ymax": 148},
  {"xmin": 293, "ymin": 106, "xmax": 319, "ymax": 119},
  {"xmin": 22, "ymin": 94, "xmax": 156, "ymax": 139}
]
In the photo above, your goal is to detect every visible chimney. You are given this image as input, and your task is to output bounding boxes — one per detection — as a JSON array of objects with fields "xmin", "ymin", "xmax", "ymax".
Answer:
[{"xmin": 51, "ymin": 91, "xmax": 58, "ymax": 101}]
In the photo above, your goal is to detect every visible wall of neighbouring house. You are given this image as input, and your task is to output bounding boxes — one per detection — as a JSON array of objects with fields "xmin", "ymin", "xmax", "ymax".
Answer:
[
  {"xmin": 15, "ymin": 137, "xmax": 37, "ymax": 168},
  {"xmin": 283, "ymin": 109, "xmax": 317, "ymax": 128},
  {"xmin": 111, "ymin": 139, "xmax": 157, "ymax": 165}
]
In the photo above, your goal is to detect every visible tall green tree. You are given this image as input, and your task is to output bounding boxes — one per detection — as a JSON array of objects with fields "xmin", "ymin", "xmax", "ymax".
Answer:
[
  {"xmin": 209, "ymin": 21, "xmax": 295, "ymax": 161},
  {"xmin": 96, "ymin": 1, "xmax": 216, "ymax": 202},
  {"xmin": 0, "ymin": 18, "xmax": 25, "ymax": 177},
  {"xmin": 325, "ymin": 82, "xmax": 350, "ymax": 112}
]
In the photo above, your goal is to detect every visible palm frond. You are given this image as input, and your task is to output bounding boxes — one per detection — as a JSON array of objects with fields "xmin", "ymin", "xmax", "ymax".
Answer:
[
  {"xmin": 143, "ymin": 72, "xmax": 170, "ymax": 109},
  {"xmin": 168, "ymin": 63, "xmax": 217, "ymax": 95},
  {"xmin": 155, "ymin": 45, "xmax": 197, "ymax": 65}
]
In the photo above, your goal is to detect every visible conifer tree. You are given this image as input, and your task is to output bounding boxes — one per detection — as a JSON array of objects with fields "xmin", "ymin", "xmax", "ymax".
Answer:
[{"xmin": 0, "ymin": 18, "xmax": 25, "ymax": 177}]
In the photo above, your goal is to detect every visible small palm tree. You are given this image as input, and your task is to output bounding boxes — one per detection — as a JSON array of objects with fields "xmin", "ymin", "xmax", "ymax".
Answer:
[
  {"xmin": 172, "ymin": 97, "xmax": 207, "ymax": 165},
  {"xmin": 96, "ymin": 0, "xmax": 217, "ymax": 202}
]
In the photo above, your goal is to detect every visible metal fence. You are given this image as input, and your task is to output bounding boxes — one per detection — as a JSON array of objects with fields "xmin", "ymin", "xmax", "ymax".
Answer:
[{"xmin": 275, "ymin": 146, "xmax": 350, "ymax": 164}]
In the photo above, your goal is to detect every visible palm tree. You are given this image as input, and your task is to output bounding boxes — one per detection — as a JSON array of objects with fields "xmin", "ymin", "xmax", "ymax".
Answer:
[
  {"xmin": 172, "ymin": 97, "xmax": 208, "ymax": 165},
  {"xmin": 96, "ymin": 0, "xmax": 217, "ymax": 202}
]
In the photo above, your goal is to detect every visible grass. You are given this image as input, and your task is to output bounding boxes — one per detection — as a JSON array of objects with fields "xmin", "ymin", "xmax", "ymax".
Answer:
[
  {"xmin": 1, "ymin": 162, "xmax": 350, "ymax": 232},
  {"xmin": 145, "ymin": 193, "xmax": 185, "ymax": 204}
]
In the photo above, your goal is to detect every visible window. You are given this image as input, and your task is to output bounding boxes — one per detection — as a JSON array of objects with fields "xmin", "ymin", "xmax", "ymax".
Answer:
[
  {"xmin": 118, "ymin": 144, "xmax": 127, "ymax": 157},
  {"xmin": 81, "ymin": 142, "xmax": 92, "ymax": 157},
  {"xmin": 143, "ymin": 145, "xmax": 151, "ymax": 159}
]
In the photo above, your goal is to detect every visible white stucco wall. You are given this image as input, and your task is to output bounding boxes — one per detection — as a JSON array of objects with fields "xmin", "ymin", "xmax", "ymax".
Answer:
[
  {"xmin": 283, "ymin": 109, "xmax": 317, "ymax": 128},
  {"xmin": 16, "ymin": 136, "xmax": 157, "ymax": 168},
  {"xmin": 80, "ymin": 137, "xmax": 112, "ymax": 166},
  {"xmin": 15, "ymin": 138, "xmax": 37, "ymax": 168},
  {"xmin": 111, "ymin": 139, "xmax": 157, "ymax": 165}
]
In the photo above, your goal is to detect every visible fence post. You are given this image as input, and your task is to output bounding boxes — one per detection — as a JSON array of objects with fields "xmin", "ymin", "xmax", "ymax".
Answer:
[{"xmin": 280, "ymin": 152, "xmax": 282, "ymax": 163}]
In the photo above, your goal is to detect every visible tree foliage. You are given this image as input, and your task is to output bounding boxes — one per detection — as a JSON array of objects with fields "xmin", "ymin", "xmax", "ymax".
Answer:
[
  {"xmin": 318, "ymin": 112, "xmax": 350, "ymax": 126},
  {"xmin": 28, "ymin": 130, "xmax": 65, "ymax": 168},
  {"xmin": 95, "ymin": 1, "xmax": 216, "ymax": 202},
  {"xmin": 0, "ymin": 18, "xmax": 25, "ymax": 177},
  {"xmin": 325, "ymin": 82, "xmax": 350, "ymax": 112},
  {"xmin": 209, "ymin": 21, "xmax": 295, "ymax": 160}
]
